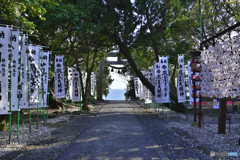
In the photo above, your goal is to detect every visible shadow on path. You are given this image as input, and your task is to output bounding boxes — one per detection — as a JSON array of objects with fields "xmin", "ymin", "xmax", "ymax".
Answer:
[{"xmin": 57, "ymin": 101, "xmax": 168, "ymax": 160}]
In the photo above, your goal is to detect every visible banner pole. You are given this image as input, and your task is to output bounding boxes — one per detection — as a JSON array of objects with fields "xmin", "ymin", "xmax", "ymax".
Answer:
[
  {"xmin": 93, "ymin": 74, "xmax": 95, "ymax": 104},
  {"xmin": 184, "ymin": 56, "xmax": 188, "ymax": 120},
  {"xmin": 80, "ymin": 79, "xmax": 82, "ymax": 110},
  {"xmin": 168, "ymin": 57, "xmax": 172, "ymax": 117},
  {"xmin": 8, "ymin": 26, "xmax": 13, "ymax": 144},
  {"xmin": 26, "ymin": 35, "xmax": 31, "ymax": 133},
  {"xmin": 63, "ymin": 57, "xmax": 68, "ymax": 115},
  {"xmin": 46, "ymin": 53, "xmax": 52, "ymax": 122},
  {"xmin": 40, "ymin": 48, "xmax": 46, "ymax": 126},
  {"xmin": 17, "ymin": 30, "xmax": 23, "ymax": 138},
  {"xmin": 36, "ymin": 47, "xmax": 41, "ymax": 129}
]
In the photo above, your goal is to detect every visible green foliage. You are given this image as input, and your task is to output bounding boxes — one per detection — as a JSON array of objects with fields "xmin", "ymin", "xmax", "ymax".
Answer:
[
  {"xmin": 0, "ymin": 123, "xmax": 7, "ymax": 131},
  {"xmin": 96, "ymin": 65, "xmax": 114, "ymax": 98},
  {"xmin": 124, "ymin": 78, "xmax": 136, "ymax": 100},
  {"xmin": 87, "ymin": 96, "xmax": 96, "ymax": 104},
  {"xmin": 0, "ymin": 0, "xmax": 59, "ymax": 30}
]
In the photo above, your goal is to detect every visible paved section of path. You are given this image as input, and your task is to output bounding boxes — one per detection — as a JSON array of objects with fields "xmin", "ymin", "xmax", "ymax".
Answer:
[{"xmin": 57, "ymin": 101, "xmax": 168, "ymax": 160}]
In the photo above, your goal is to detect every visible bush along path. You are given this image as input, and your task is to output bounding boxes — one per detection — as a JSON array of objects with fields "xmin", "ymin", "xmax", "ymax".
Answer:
[{"xmin": 0, "ymin": 102, "xmax": 106, "ymax": 160}]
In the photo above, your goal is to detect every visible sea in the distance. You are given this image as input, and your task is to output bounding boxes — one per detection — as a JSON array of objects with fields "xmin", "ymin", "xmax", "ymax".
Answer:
[{"xmin": 103, "ymin": 89, "xmax": 126, "ymax": 100}]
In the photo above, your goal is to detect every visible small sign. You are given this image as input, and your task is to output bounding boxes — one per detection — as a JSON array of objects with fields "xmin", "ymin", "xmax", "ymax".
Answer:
[
  {"xmin": 191, "ymin": 63, "xmax": 197, "ymax": 69},
  {"xmin": 213, "ymin": 99, "xmax": 219, "ymax": 109}
]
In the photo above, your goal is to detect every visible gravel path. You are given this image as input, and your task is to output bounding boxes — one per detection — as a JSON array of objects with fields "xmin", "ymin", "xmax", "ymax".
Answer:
[
  {"xmin": 0, "ymin": 102, "xmax": 106, "ymax": 160},
  {"xmin": 57, "ymin": 100, "xmax": 167, "ymax": 160},
  {"xmin": 1, "ymin": 100, "xmax": 239, "ymax": 160},
  {"xmin": 129, "ymin": 101, "xmax": 240, "ymax": 160}
]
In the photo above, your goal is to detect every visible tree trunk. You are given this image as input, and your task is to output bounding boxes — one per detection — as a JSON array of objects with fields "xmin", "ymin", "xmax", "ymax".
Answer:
[
  {"xmin": 109, "ymin": 32, "xmax": 186, "ymax": 113},
  {"xmin": 49, "ymin": 88, "xmax": 65, "ymax": 109}
]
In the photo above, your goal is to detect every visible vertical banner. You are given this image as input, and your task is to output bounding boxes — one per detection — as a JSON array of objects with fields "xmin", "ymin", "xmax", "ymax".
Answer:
[
  {"xmin": 149, "ymin": 66, "xmax": 155, "ymax": 101},
  {"xmin": 72, "ymin": 68, "xmax": 80, "ymax": 102},
  {"xmin": 54, "ymin": 55, "xmax": 65, "ymax": 98},
  {"xmin": 160, "ymin": 56, "xmax": 170, "ymax": 103},
  {"xmin": 141, "ymin": 70, "xmax": 147, "ymax": 101},
  {"xmin": 143, "ymin": 70, "xmax": 152, "ymax": 104},
  {"xmin": 42, "ymin": 52, "xmax": 50, "ymax": 107},
  {"xmin": 188, "ymin": 61, "xmax": 199, "ymax": 105},
  {"xmin": 11, "ymin": 30, "xmax": 20, "ymax": 111},
  {"xmin": 67, "ymin": 67, "xmax": 73, "ymax": 100},
  {"xmin": 155, "ymin": 61, "xmax": 162, "ymax": 103},
  {"xmin": 19, "ymin": 35, "xmax": 28, "ymax": 109},
  {"xmin": 147, "ymin": 67, "xmax": 153, "ymax": 102},
  {"xmin": 93, "ymin": 74, "xmax": 96, "ymax": 99},
  {"xmin": 134, "ymin": 77, "xmax": 140, "ymax": 97},
  {"xmin": 139, "ymin": 79, "xmax": 143, "ymax": 99},
  {"xmin": 177, "ymin": 55, "xmax": 186, "ymax": 103},
  {"xmin": 0, "ymin": 26, "xmax": 10, "ymax": 114},
  {"xmin": 28, "ymin": 45, "xmax": 42, "ymax": 108},
  {"xmin": 91, "ymin": 72, "xmax": 94, "ymax": 96}
]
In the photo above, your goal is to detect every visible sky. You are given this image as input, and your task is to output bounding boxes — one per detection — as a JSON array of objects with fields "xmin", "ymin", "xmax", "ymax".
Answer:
[{"xmin": 110, "ymin": 71, "xmax": 127, "ymax": 89}]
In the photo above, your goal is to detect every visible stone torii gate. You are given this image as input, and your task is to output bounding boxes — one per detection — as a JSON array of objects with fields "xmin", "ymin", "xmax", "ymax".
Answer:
[{"xmin": 97, "ymin": 52, "xmax": 128, "ymax": 100}]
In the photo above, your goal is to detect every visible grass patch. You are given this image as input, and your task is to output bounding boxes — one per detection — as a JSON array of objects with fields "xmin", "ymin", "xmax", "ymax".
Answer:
[{"xmin": 191, "ymin": 122, "xmax": 198, "ymax": 127}]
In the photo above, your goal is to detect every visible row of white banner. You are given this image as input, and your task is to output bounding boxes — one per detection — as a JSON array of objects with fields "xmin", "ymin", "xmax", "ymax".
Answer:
[
  {"xmin": 0, "ymin": 26, "xmax": 97, "ymax": 115},
  {"xmin": 0, "ymin": 26, "xmax": 51, "ymax": 114},
  {"xmin": 134, "ymin": 55, "xmax": 197, "ymax": 105}
]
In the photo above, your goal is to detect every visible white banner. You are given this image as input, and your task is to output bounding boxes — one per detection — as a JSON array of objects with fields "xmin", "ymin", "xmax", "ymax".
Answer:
[
  {"xmin": 149, "ymin": 66, "xmax": 155, "ymax": 101},
  {"xmin": 159, "ymin": 56, "xmax": 170, "ymax": 103},
  {"xmin": 177, "ymin": 55, "xmax": 186, "ymax": 103},
  {"xmin": 11, "ymin": 30, "xmax": 20, "ymax": 111},
  {"xmin": 91, "ymin": 72, "xmax": 95, "ymax": 96},
  {"xmin": 72, "ymin": 68, "xmax": 80, "ymax": 102},
  {"xmin": 0, "ymin": 26, "xmax": 10, "ymax": 114},
  {"xmin": 42, "ymin": 52, "xmax": 50, "ymax": 107},
  {"xmin": 139, "ymin": 79, "xmax": 143, "ymax": 99},
  {"xmin": 67, "ymin": 67, "xmax": 73, "ymax": 100},
  {"xmin": 28, "ymin": 45, "xmax": 42, "ymax": 108},
  {"xmin": 142, "ymin": 70, "xmax": 152, "ymax": 104},
  {"xmin": 19, "ymin": 35, "xmax": 29, "ymax": 109},
  {"xmin": 155, "ymin": 61, "xmax": 162, "ymax": 103},
  {"xmin": 188, "ymin": 61, "xmax": 199, "ymax": 105},
  {"xmin": 141, "ymin": 70, "xmax": 147, "ymax": 101},
  {"xmin": 134, "ymin": 77, "xmax": 140, "ymax": 97},
  {"xmin": 54, "ymin": 55, "xmax": 65, "ymax": 98}
]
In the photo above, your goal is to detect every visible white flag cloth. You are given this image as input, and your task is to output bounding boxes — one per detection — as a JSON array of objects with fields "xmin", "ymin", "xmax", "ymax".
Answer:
[
  {"xmin": 142, "ymin": 70, "xmax": 152, "ymax": 104},
  {"xmin": 134, "ymin": 77, "xmax": 140, "ymax": 97},
  {"xmin": 139, "ymin": 79, "xmax": 143, "ymax": 99},
  {"xmin": 0, "ymin": 26, "xmax": 10, "ymax": 114},
  {"xmin": 187, "ymin": 61, "xmax": 199, "ymax": 105},
  {"xmin": 54, "ymin": 55, "xmax": 65, "ymax": 98},
  {"xmin": 28, "ymin": 45, "xmax": 42, "ymax": 108},
  {"xmin": 10, "ymin": 30, "xmax": 20, "ymax": 111},
  {"xmin": 159, "ymin": 56, "xmax": 170, "ymax": 103},
  {"xmin": 177, "ymin": 55, "xmax": 186, "ymax": 103},
  {"xmin": 19, "ymin": 35, "xmax": 29, "ymax": 109},
  {"xmin": 149, "ymin": 66, "xmax": 155, "ymax": 101},
  {"xmin": 67, "ymin": 67, "xmax": 73, "ymax": 100},
  {"xmin": 42, "ymin": 52, "xmax": 50, "ymax": 107},
  {"xmin": 72, "ymin": 68, "xmax": 80, "ymax": 102},
  {"xmin": 155, "ymin": 61, "xmax": 162, "ymax": 103},
  {"xmin": 91, "ymin": 72, "xmax": 95, "ymax": 96},
  {"xmin": 141, "ymin": 70, "xmax": 147, "ymax": 100}
]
